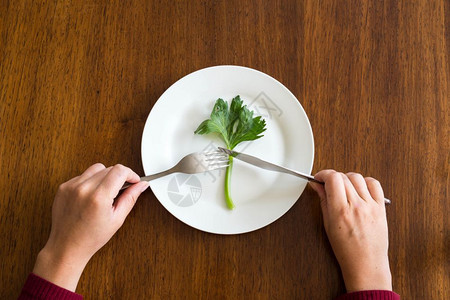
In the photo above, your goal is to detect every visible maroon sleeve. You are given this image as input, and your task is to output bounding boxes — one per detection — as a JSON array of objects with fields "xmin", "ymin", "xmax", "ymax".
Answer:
[
  {"xmin": 336, "ymin": 290, "xmax": 400, "ymax": 300},
  {"xmin": 18, "ymin": 273, "xmax": 83, "ymax": 300}
]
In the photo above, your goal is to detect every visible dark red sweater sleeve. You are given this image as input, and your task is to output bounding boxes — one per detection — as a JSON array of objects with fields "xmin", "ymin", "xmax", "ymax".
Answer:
[
  {"xmin": 337, "ymin": 290, "xmax": 400, "ymax": 300},
  {"xmin": 18, "ymin": 273, "xmax": 400, "ymax": 300},
  {"xmin": 18, "ymin": 273, "xmax": 83, "ymax": 300}
]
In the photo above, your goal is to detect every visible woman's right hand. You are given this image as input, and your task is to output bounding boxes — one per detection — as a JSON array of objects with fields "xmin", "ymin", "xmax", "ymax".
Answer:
[{"xmin": 310, "ymin": 170, "xmax": 392, "ymax": 292}]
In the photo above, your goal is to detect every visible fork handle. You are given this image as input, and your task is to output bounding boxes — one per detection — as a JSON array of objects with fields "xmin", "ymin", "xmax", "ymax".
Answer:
[{"xmin": 120, "ymin": 168, "xmax": 175, "ymax": 190}]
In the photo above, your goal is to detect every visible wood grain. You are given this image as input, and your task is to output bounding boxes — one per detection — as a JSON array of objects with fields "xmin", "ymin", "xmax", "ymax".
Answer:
[{"xmin": 1, "ymin": 0, "xmax": 448, "ymax": 299}]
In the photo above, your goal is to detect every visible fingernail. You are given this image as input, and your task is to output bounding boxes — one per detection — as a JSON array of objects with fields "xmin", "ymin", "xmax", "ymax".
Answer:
[{"xmin": 140, "ymin": 182, "xmax": 150, "ymax": 193}]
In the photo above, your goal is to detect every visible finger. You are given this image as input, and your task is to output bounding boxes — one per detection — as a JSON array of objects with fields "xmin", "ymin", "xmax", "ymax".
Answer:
[
  {"xmin": 340, "ymin": 173, "xmax": 362, "ymax": 206},
  {"xmin": 113, "ymin": 181, "xmax": 149, "ymax": 224},
  {"xmin": 76, "ymin": 163, "xmax": 106, "ymax": 182},
  {"xmin": 80, "ymin": 166, "xmax": 113, "ymax": 188},
  {"xmin": 66, "ymin": 163, "xmax": 106, "ymax": 186},
  {"xmin": 98, "ymin": 164, "xmax": 140, "ymax": 199},
  {"xmin": 309, "ymin": 181, "xmax": 326, "ymax": 200},
  {"xmin": 346, "ymin": 172, "xmax": 372, "ymax": 202},
  {"xmin": 314, "ymin": 170, "xmax": 348, "ymax": 211},
  {"xmin": 309, "ymin": 180, "xmax": 328, "ymax": 223},
  {"xmin": 365, "ymin": 177, "xmax": 385, "ymax": 204}
]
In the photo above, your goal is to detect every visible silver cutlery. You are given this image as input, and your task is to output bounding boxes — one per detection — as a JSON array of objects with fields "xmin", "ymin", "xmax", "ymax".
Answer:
[
  {"xmin": 121, "ymin": 150, "xmax": 229, "ymax": 190},
  {"xmin": 218, "ymin": 147, "xmax": 391, "ymax": 204}
]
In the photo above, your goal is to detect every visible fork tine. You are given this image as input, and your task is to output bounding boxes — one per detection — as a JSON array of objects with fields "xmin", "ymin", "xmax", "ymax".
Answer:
[
  {"xmin": 203, "ymin": 149, "xmax": 222, "ymax": 153},
  {"xmin": 208, "ymin": 161, "xmax": 229, "ymax": 167},
  {"xmin": 203, "ymin": 150, "xmax": 227, "ymax": 156},
  {"xmin": 203, "ymin": 150, "xmax": 229, "ymax": 162},
  {"xmin": 204, "ymin": 151, "xmax": 230, "ymax": 169},
  {"xmin": 208, "ymin": 163, "xmax": 229, "ymax": 171},
  {"xmin": 205, "ymin": 157, "xmax": 229, "ymax": 162},
  {"xmin": 189, "ymin": 150, "xmax": 230, "ymax": 172}
]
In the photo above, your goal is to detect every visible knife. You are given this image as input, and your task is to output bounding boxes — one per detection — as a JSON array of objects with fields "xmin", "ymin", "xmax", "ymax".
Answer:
[
  {"xmin": 218, "ymin": 147, "xmax": 391, "ymax": 204},
  {"xmin": 218, "ymin": 147, "xmax": 322, "ymax": 183}
]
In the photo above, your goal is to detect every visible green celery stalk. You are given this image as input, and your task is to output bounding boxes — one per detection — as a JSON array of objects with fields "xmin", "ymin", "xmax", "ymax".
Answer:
[
  {"xmin": 194, "ymin": 96, "xmax": 266, "ymax": 210},
  {"xmin": 224, "ymin": 155, "xmax": 235, "ymax": 209}
]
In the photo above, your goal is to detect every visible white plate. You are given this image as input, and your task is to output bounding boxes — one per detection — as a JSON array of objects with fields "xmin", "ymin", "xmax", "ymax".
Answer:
[{"xmin": 141, "ymin": 65, "xmax": 314, "ymax": 234}]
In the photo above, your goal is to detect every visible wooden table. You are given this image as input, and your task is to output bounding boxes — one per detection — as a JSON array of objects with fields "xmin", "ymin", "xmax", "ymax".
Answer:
[{"xmin": 1, "ymin": 1, "xmax": 448, "ymax": 299}]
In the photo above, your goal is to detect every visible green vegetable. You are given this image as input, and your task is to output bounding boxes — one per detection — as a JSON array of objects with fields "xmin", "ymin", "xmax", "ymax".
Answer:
[{"xmin": 194, "ymin": 95, "xmax": 267, "ymax": 209}]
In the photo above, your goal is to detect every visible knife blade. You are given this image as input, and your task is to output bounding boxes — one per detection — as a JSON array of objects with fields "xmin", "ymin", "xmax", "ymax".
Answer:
[{"xmin": 217, "ymin": 147, "xmax": 322, "ymax": 184}]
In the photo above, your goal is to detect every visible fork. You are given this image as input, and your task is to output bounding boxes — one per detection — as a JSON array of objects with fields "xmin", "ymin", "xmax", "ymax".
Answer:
[{"xmin": 120, "ymin": 150, "xmax": 229, "ymax": 190}]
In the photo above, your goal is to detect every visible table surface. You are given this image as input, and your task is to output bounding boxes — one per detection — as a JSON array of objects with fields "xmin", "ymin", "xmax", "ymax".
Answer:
[{"xmin": 1, "ymin": 1, "xmax": 448, "ymax": 299}]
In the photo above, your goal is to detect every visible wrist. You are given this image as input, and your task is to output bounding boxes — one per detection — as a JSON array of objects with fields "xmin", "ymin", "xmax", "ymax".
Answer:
[
  {"xmin": 342, "ymin": 263, "xmax": 392, "ymax": 292},
  {"xmin": 32, "ymin": 246, "xmax": 89, "ymax": 292}
]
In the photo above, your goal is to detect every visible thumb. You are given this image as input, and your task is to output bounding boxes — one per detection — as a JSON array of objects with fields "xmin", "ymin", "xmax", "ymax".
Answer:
[
  {"xmin": 114, "ymin": 181, "xmax": 149, "ymax": 223},
  {"xmin": 309, "ymin": 181, "xmax": 329, "ymax": 224},
  {"xmin": 309, "ymin": 181, "xmax": 326, "ymax": 200}
]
